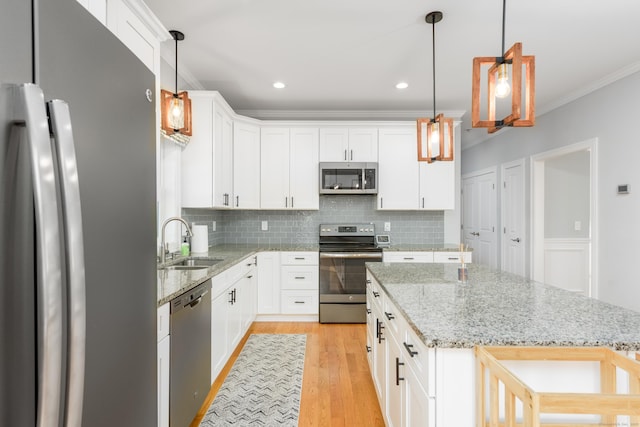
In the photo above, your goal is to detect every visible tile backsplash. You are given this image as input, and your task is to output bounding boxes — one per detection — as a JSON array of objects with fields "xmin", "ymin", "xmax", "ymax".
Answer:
[{"xmin": 183, "ymin": 195, "xmax": 444, "ymax": 246}]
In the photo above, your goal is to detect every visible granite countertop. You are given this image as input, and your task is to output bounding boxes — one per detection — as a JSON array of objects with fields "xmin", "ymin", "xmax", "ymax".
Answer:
[
  {"xmin": 382, "ymin": 243, "xmax": 472, "ymax": 252},
  {"xmin": 157, "ymin": 244, "xmax": 318, "ymax": 306},
  {"xmin": 366, "ymin": 262, "xmax": 640, "ymax": 351}
]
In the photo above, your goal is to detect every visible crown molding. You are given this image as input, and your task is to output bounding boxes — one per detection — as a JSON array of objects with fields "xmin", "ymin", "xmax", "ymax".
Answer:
[
  {"xmin": 121, "ymin": 0, "xmax": 171, "ymax": 42},
  {"xmin": 235, "ymin": 109, "xmax": 466, "ymax": 121}
]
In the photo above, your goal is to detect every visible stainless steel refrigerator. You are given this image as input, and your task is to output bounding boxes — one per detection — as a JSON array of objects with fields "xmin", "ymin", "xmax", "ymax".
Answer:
[{"xmin": 1, "ymin": 0, "xmax": 158, "ymax": 426}]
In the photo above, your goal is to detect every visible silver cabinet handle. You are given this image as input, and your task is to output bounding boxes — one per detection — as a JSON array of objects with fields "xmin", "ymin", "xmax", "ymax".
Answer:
[
  {"xmin": 403, "ymin": 257, "xmax": 414, "ymax": 260},
  {"xmin": 380, "ymin": 197, "xmax": 383, "ymax": 209},
  {"xmin": 422, "ymin": 197, "xmax": 425, "ymax": 208},
  {"xmin": 17, "ymin": 84, "xmax": 64, "ymax": 427},
  {"xmin": 344, "ymin": 149, "xmax": 347, "ymax": 160},
  {"xmin": 236, "ymin": 195, "xmax": 239, "ymax": 207},
  {"xmin": 350, "ymin": 149, "xmax": 353, "ymax": 160},
  {"xmin": 291, "ymin": 196, "xmax": 294, "ymax": 208},
  {"xmin": 49, "ymin": 99, "xmax": 87, "ymax": 427},
  {"xmin": 294, "ymin": 276, "xmax": 306, "ymax": 280},
  {"xmin": 285, "ymin": 196, "xmax": 288, "ymax": 208},
  {"xmin": 294, "ymin": 301, "xmax": 305, "ymax": 304}
]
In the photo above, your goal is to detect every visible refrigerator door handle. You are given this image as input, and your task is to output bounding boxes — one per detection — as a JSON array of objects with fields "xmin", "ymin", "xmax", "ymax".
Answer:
[
  {"xmin": 16, "ymin": 84, "xmax": 64, "ymax": 427},
  {"xmin": 48, "ymin": 99, "xmax": 86, "ymax": 427}
]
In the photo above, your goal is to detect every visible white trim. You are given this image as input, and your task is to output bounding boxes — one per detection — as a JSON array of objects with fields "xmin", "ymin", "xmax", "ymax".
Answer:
[
  {"xmin": 529, "ymin": 138, "xmax": 598, "ymax": 297},
  {"xmin": 500, "ymin": 158, "xmax": 526, "ymax": 276},
  {"xmin": 462, "ymin": 165, "xmax": 498, "ymax": 181},
  {"xmin": 254, "ymin": 314, "xmax": 318, "ymax": 322},
  {"xmin": 235, "ymin": 109, "xmax": 466, "ymax": 122},
  {"xmin": 120, "ymin": 0, "xmax": 171, "ymax": 42}
]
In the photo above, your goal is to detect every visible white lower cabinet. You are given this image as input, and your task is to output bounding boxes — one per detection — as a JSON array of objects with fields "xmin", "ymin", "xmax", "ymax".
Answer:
[
  {"xmin": 157, "ymin": 303, "xmax": 170, "ymax": 427},
  {"xmin": 279, "ymin": 252, "xmax": 319, "ymax": 315},
  {"xmin": 210, "ymin": 256, "xmax": 257, "ymax": 382},
  {"xmin": 367, "ymin": 271, "xmax": 434, "ymax": 427},
  {"xmin": 257, "ymin": 252, "xmax": 281, "ymax": 314},
  {"xmin": 383, "ymin": 250, "xmax": 472, "ymax": 264}
]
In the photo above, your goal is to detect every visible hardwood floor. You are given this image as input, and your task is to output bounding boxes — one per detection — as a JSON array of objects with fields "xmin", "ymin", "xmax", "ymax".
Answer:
[{"xmin": 192, "ymin": 322, "xmax": 385, "ymax": 427}]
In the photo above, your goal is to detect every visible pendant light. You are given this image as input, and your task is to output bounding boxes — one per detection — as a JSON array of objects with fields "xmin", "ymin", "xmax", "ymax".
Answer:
[
  {"xmin": 417, "ymin": 11, "xmax": 454, "ymax": 163},
  {"xmin": 471, "ymin": 0, "xmax": 535, "ymax": 133},
  {"xmin": 161, "ymin": 30, "xmax": 192, "ymax": 144}
]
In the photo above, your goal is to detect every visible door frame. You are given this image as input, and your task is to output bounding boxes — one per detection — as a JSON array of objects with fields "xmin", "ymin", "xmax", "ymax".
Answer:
[
  {"xmin": 500, "ymin": 158, "xmax": 526, "ymax": 276},
  {"xmin": 530, "ymin": 138, "xmax": 598, "ymax": 297}
]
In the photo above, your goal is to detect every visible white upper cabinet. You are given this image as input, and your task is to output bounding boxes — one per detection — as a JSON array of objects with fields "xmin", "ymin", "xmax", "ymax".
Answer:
[
  {"xmin": 260, "ymin": 127, "xmax": 319, "ymax": 210},
  {"xmin": 319, "ymin": 127, "xmax": 378, "ymax": 162},
  {"xmin": 419, "ymin": 161, "xmax": 455, "ymax": 210},
  {"xmin": 233, "ymin": 121, "xmax": 261, "ymax": 209},
  {"xmin": 181, "ymin": 92, "xmax": 235, "ymax": 208},
  {"xmin": 377, "ymin": 127, "xmax": 419, "ymax": 210}
]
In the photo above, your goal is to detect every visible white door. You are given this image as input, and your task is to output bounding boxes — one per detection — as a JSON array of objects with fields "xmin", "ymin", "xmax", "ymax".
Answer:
[
  {"xmin": 260, "ymin": 128, "xmax": 290, "ymax": 209},
  {"xmin": 462, "ymin": 169, "xmax": 497, "ymax": 268},
  {"xmin": 502, "ymin": 160, "xmax": 526, "ymax": 276}
]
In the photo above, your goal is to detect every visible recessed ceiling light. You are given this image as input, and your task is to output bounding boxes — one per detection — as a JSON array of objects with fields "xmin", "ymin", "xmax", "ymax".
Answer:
[
  {"xmin": 396, "ymin": 82, "xmax": 409, "ymax": 89},
  {"xmin": 273, "ymin": 81, "xmax": 286, "ymax": 89}
]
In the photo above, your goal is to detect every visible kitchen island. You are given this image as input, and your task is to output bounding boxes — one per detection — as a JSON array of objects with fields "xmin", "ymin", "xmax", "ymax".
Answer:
[{"xmin": 365, "ymin": 262, "xmax": 640, "ymax": 427}]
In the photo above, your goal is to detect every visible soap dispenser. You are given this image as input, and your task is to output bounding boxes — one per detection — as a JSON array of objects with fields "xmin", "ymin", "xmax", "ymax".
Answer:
[{"xmin": 180, "ymin": 235, "xmax": 190, "ymax": 256}]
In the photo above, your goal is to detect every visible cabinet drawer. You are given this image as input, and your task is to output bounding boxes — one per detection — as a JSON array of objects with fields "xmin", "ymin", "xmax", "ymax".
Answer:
[
  {"xmin": 281, "ymin": 290, "xmax": 318, "ymax": 314},
  {"xmin": 281, "ymin": 266, "xmax": 318, "ymax": 290},
  {"xmin": 433, "ymin": 251, "xmax": 472, "ymax": 263},
  {"xmin": 383, "ymin": 251, "xmax": 433, "ymax": 263},
  {"xmin": 402, "ymin": 327, "xmax": 431, "ymax": 393},
  {"xmin": 367, "ymin": 274, "xmax": 384, "ymax": 311},
  {"xmin": 281, "ymin": 251, "xmax": 318, "ymax": 265},
  {"xmin": 157, "ymin": 303, "xmax": 170, "ymax": 341}
]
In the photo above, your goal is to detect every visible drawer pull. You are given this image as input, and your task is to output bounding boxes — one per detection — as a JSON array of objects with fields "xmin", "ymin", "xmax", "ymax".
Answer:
[
  {"xmin": 366, "ymin": 345, "xmax": 372, "ymax": 353},
  {"xmin": 385, "ymin": 312, "xmax": 395, "ymax": 320},
  {"xmin": 294, "ymin": 276, "xmax": 306, "ymax": 280},
  {"xmin": 294, "ymin": 301, "xmax": 305, "ymax": 304},
  {"xmin": 294, "ymin": 257, "xmax": 305, "ymax": 260},
  {"xmin": 448, "ymin": 257, "xmax": 459, "ymax": 260},
  {"xmin": 366, "ymin": 309, "xmax": 371, "ymax": 314},
  {"xmin": 395, "ymin": 357, "xmax": 405, "ymax": 385},
  {"xmin": 403, "ymin": 342, "xmax": 418, "ymax": 357},
  {"xmin": 403, "ymin": 257, "xmax": 414, "ymax": 260},
  {"xmin": 373, "ymin": 291, "xmax": 380, "ymax": 298}
]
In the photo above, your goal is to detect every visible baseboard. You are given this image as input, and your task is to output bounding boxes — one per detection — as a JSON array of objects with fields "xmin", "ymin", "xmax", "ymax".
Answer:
[{"xmin": 255, "ymin": 314, "xmax": 318, "ymax": 322}]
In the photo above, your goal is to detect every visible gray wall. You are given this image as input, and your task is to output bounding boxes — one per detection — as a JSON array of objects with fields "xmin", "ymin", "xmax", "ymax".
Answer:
[
  {"xmin": 461, "ymin": 69, "xmax": 640, "ymax": 311},
  {"xmin": 183, "ymin": 195, "xmax": 444, "ymax": 246},
  {"xmin": 544, "ymin": 150, "xmax": 590, "ymax": 238}
]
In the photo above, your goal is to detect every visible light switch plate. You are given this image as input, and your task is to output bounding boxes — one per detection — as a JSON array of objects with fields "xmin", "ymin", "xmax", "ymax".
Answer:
[
  {"xmin": 261, "ymin": 221, "xmax": 268, "ymax": 231},
  {"xmin": 384, "ymin": 222, "xmax": 391, "ymax": 231},
  {"xmin": 211, "ymin": 221, "xmax": 216, "ymax": 231}
]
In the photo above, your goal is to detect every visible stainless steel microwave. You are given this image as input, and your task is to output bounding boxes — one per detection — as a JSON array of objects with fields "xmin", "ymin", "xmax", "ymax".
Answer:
[{"xmin": 319, "ymin": 162, "xmax": 378, "ymax": 194}]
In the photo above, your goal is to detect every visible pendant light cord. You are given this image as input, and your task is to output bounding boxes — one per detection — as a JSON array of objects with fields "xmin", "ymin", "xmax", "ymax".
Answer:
[
  {"xmin": 432, "ymin": 17, "xmax": 437, "ymax": 121},
  {"xmin": 174, "ymin": 35, "xmax": 179, "ymax": 95},
  {"xmin": 501, "ymin": 0, "xmax": 506, "ymax": 59}
]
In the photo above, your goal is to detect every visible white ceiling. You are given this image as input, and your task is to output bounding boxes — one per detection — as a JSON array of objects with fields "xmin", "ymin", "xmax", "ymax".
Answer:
[{"xmin": 144, "ymin": 0, "xmax": 640, "ymax": 148}]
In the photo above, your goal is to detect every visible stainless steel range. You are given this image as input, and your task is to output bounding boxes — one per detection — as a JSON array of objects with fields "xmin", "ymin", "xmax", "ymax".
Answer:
[{"xmin": 319, "ymin": 223, "xmax": 383, "ymax": 323}]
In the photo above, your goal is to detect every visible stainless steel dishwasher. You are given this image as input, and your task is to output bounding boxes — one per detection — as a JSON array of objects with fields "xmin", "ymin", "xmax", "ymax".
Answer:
[{"xmin": 170, "ymin": 279, "xmax": 212, "ymax": 427}]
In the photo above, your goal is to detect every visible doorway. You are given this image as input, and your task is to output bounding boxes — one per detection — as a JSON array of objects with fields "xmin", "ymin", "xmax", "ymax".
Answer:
[
  {"xmin": 462, "ymin": 167, "xmax": 498, "ymax": 268},
  {"xmin": 530, "ymin": 139, "xmax": 598, "ymax": 296},
  {"xmin": 501, "ymin": 159, "xmax": 526, "ymax": 276}
]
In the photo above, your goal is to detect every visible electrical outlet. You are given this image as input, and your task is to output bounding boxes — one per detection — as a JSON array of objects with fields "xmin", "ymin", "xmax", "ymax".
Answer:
[
  {"xmin": 211, "ymin": 221, "xmax": 216, "ymax": 231},
  {"xmin": 384, "ymin": 222, "xmax": 391, "ymax": 232},
  {"xmin": 574, "ymin": 220, "xmax": 581, "ymax": 231},
  {"xmin": 261, "ymin": 221, "xmax": 268, "ymax": 231}
]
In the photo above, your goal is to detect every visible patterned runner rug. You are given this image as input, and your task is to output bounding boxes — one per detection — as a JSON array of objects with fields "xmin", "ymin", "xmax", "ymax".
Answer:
[{"xmin": 200, "ymin": 334, "xmax": 307, "ymax": 426}]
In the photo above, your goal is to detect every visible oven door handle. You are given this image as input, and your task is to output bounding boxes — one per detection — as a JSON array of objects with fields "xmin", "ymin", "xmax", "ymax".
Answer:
[{"xmin": 320, "ymin": 252, "xmax": 383, "ymax": 259}]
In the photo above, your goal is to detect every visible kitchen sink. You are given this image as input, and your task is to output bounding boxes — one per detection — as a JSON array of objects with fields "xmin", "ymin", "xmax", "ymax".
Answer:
[
  {"xmin": 177, "ymin": 258, "xmax": 223, "ymax": 267},
  {"xmin": 159, "ymin": 265, "xmax": 209, "ymax": 271}
]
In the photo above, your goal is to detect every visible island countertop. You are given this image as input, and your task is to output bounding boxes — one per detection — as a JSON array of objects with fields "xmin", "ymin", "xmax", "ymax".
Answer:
[{"xmin": 365, "ymin": 262, "xmax": 640, "ymax": 351}]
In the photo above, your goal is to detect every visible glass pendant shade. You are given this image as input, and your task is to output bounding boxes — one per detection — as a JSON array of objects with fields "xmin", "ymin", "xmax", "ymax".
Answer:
[
  {"xmin": 161, "ymin": 89, "xmax": 192, "ymax": 136},
  {"xmin": 417, "ymin": 114, "xmax": 453, "ymax": 163}
]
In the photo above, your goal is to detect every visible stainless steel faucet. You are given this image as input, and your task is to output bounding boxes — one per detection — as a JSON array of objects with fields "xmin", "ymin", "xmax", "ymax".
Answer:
[{"xmin": 160, "ymin": 217, "xmax": 193, "ymax": 264}]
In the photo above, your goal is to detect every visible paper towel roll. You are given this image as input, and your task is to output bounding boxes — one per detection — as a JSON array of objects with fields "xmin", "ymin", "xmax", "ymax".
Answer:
[{"xmin": 191, "ymin": 225, "xmax": 209, "ymax": 254}]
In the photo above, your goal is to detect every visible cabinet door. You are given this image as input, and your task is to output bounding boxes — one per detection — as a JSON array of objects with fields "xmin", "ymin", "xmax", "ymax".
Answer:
[
  {"xmin": 348, "ymin": 128, "xmax": 378, "ymax": 162},
  {"xmin": 233, "ymin": 121, "xmax": 261, "ymax": 208},
  {"xmin": 228, "ymin": 284, "xmax": 243, "ymax": 349},
  {"xmin": 419, "ymin": 161, "xmax": 455, "ymax": 210},
  {"xmin": 240, "ymin": 266, "xmax": 257, "ymax": 332},
  {"xmin": 260, "ymin": 128, "xmax": 290, "ymax": 209},
  {"xmin": 257, "ymin": 252, "xmax": 281, "ymax": 314},
  {"xmin": 319, "ymin": 128, "xmax": 349, "ymax": 161},
  {"xmin": 378, "ymin": 128, "xmax": 419, "ymax": 210},
  {"xmin": 181, "ymin": 94, "xmax": 214, "ymax": 207},
  {"xmin": 387, "ymin": 335, "xmax": 404, "ymax": 427},
  {"xmin": 372, "ymin": 302, "xmax": 386, "ymax": 406},
  {"xmin": 404, "ymin": 365, "xmax": 432, "ymax": 427},
  {"xmin": 157, "ymin": 335, "xmax": 170, "ymax": 427},
  {"xmin": 211, "ymin": 290, "xmax": 230, "ymax": 381},
  {"xmin": 289, "ymin": 127, "xmax": 319, "ymax": 209},
  {"xmin": 213, "ymin": 111, "xmax": 234, "ymax": 207}
]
